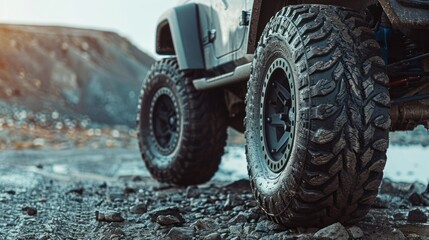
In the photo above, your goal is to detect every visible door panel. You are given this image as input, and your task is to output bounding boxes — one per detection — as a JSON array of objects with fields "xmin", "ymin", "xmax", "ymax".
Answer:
[{"xmin": 210, "ymin": 0, "xmax": 247, "ymax": 58}]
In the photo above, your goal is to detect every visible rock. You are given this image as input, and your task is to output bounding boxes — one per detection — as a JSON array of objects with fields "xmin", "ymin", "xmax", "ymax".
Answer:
[
  {"xmin": 204, "ymin": 232, "xmax": 221, "ymax": 240},
  {"xmin": 363, "ymin": 213, "xmax": 376, "ymax": 223},
  {"xmin": 347, "ymin": 226, "xmax": 364, "ymax": 239},
  {"xmin": 223, "ymin": 194, "xmax": 242, "ymax": 210},
  {"xmin": 393, "ymin": 212, "xmax": 406, "ymax": 221},
  {"xmin": 130, "ymin": 203, "xmax": 148, "ymax": 214},
  {"xmin": 223, "ymin": 179, "xmax": 251, "ymax": 192},
  {"xmin": 313, "ymin": 223, "xmax": 349, "ymax": 240},
  {"xmin": 296, "ymin": 235, "xmax": 313, "ymax": 240},
  {"xmin": 5, "ymin": 190, "xmax": 15, "ymax": 195},
  {"xmin": 67, "ymin": 187, "xmax": 84, "ymax": 195},
  {"xmin": 148, "ymin": 206, "xmax": 185, "ymax": 224},
  {"xmin": 260, "ymin": 232, "xmax": 296, "ymax": 240},
  {"xmin": 95, "ymin": 211, "xmax": 124, "ymax": 222},
  {"xmin": 107, "ymin": 193, "xmax": 125, "ymax": 202},
  {"xmin": 407, "ymin": 209, "xmax": 428, "ymax": 223},
  {"xmin": 186, "ymin": 186, "xmax": 200, "ymax": 198},
  {"xmin": 228, "ymin": 213, "xmax": 247, "ymax": 224},
  {"xmin": 110, "ymin": 228, "xmax": 125, "ymax": 239},
  {"xmin": 167, "ymin": 227, "xmax": 194, "ymax": 240},
  {"xmin": 156, "ymin": 215, "xmax": 182, "ymax": 226},
  {"xmin": 366, "ymin": 227, "xmax": 405, "ymax": 240},
  {"xmin": 229, "ymin": 224, "xmax": 243, "ymax": 235},
  {"xmin": 192, "ymin": 218, "xmax": 217, "ymax": 231},
  {"xmin": 408, "ymin": 192, "xmax": 426, "ymax": 206},
  {"xmin": 255, "ymin": 220, "xmax": 287, "ymax": 233},
  {"xmin": 22, "ymin": 206, "xmax": 37, "ymax": 216},
  {"xmin": 38, "ymin": 235, "xmax": 50, "ymax": 240},
  {"xmin": 124, "ymin": 186, "xmax": 136, "ymax": 194},
  {"xmin": 99, "ymin": 182, "xmax": 107, "ymax": 188}
]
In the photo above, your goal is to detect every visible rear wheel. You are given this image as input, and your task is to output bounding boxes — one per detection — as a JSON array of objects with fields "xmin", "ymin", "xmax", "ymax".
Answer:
[
  {"xmin": 137, "ymin": 58, "xmax": 228, "ymax": 185},
  {"xmin": 245, "ymin": 5, "xmax": 390, "ymax": 227}
]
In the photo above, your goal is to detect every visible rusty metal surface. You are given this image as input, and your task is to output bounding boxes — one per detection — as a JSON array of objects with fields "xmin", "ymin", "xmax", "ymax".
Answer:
[
  {"xmin": 379, "ymin": 0, "xmax": 429, "ymax": 29},
  {"xmin": 391, "ymin": 102, "xmax": 429, "ymax": 130}
]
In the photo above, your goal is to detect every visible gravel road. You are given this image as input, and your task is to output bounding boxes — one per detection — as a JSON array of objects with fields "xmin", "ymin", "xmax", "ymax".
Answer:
[{"xmin": 1, "ymin": 146, "xmax": 429, "ymax": 240}]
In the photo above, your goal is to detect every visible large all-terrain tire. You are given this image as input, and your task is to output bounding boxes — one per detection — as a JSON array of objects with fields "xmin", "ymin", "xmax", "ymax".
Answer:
[
  {"xmin": 137, "ymin": 58, "xmax": 228, "ymax": 185},
  {"xmin": 245, "ymin": 5, "xmax": 390, "ymax": 227}
]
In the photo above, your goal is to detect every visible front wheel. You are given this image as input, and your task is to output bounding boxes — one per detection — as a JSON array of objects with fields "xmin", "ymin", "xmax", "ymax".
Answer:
[{"xmin": 245, "ymin": 5, "xmax": 390, "ymax": 227}]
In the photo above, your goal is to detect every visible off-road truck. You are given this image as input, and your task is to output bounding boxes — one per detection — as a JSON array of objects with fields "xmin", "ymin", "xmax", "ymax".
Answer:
[{"xmin": 137, "ymin": 0, "xmax": 429, "ymax": 227}]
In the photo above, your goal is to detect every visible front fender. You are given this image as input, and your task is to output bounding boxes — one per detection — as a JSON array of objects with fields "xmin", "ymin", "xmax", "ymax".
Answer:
[{"xmin": 156, "ymin": 4, "xmax": 205, "ymax": 70}]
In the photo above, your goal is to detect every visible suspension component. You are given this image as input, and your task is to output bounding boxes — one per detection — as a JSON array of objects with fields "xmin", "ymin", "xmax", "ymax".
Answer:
[{"xmin": 391, "ymin": 102, "xmax": 429, "ymax": 131}]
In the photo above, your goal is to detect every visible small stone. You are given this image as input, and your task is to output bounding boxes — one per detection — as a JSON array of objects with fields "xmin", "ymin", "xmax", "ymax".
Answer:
[
  {"xmin": 130, "ymin": 203, "xmax": 148, "ymax": 214},
  {"xmin": 99, "ymin": 182, "xmax": 107, "ymax": 188},
  {"xmin": 124, "ymin": 186, "xmax": 136, "ymax": 194},
  {"xmin": 148, "ymin": 206, "xmax": 185, "ymax": 224},
  {"xmin": 363, "ymin": 213, "xmax": 375, "ymax": 222},
  {"xmin": 38, "ymin": 235, "xmax": 50, "ymax": 240},
  {"xmin": 408, "ymin": 192, "xmax": 426, "ymax": 206},
  {"xmin": 347, "ymin": 226, "xmax": 364, "ymax": 239},
  {"xmin": 313, "ymin": 222, "xmax": 349, "ymax": 240},
  {"xmin": 224, "ymin": 179, "xmax": 251, "ymax": 192},
  {"xmin": 107, "ymin": 193, "xmax": 125, "ymax": 202},
  {"xmin": 192, "ymin": 218, "xmax": 217, "ymax": 231},
  {"xmin": 167, "ymin": 227, "xmax": 194, "ymax": 240},
  {"xmin": 393, "ymin": 212, "xmax": 406, "ymax": 221},
  {"xmin": 67, "ymin": 187, "xmax": 84, "ymax": 195},
  {"xmin": 132, "ymin": 175, "xmax": 143, "ymax": 182},
  {"xmin": 204, "ymin": 232, "xmax": 221, "ymax": 240},
  {"xmin": 255, "ymin": 220, "xmax": 286, "ymax": 232},
  {"xmin": 391, "ymin": 229, "xmax": 406, "ymax": 240},
  {"xmin": 224, "ymin": 194, "xmax": 242, "ymax": 210},
  {"xmin": 5, "ymin": 190, "xmax": 15, "ymax": 195},
  {"xmin": 228, "ymin": 213, "xmax": 247, "ymax": 224},
  {"xmin": 366, "ymin": 227, "xmax": 405, "ymax": 240},
  {"xmin": 186, "ymin": 186, "xmax": 200, "ymax": 198},
  {"xmin": 22, "ymin": 206, "xmax": 37, "ymax": 216},
  {"xmin": 36, "ymin": 164, "xmax": 43, "ymax": 169},
  {"xmin": 229, "ymin": 224, "xmax": 243, "ymax": 235},
  {"xmin": 157, "ymin": 215, "xmax": 182, "ymax": 226},
  {"xmin": 407, "ymin": 208, "xmax": 428, "ymax": 223},
  {"xmin": 95, "ymin": 211, "xmax": 124, "ymax": 222}
]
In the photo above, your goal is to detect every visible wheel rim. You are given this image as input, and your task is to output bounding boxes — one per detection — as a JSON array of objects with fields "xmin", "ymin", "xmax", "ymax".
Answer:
[
  {"xmin": 260, "ymin": 58, "xmax": 295, "ymax": 173},
  {"xmin": 150, "ymin": 87, "xmax": 180, "ymax": 155}
]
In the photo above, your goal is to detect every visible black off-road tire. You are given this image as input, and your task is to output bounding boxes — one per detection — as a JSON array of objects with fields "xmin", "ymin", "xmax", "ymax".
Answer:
[
  {"xmin": 245, "ymin": 5, "xmax": 390, "ymax": 227},
  {"xmin": 137, "ymin": 58, "xmax": 228, "ymax": 186}
]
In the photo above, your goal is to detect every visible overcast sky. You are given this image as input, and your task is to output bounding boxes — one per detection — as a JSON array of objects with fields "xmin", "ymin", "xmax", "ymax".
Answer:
[{"xmin": 0, "ymin": 0, "xmax": 176, "ymax": 58}]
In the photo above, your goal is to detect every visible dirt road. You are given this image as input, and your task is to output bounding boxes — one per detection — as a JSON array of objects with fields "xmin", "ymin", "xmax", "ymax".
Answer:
[{"xmin": 1, "ymin": 147, "xmax": 428, "ymax": 240}]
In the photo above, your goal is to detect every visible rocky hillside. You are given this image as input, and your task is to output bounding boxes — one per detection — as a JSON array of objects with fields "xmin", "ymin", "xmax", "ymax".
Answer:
[{"xmin": 0, "ymin": 24, "xmax": 154, "ymax": 127}]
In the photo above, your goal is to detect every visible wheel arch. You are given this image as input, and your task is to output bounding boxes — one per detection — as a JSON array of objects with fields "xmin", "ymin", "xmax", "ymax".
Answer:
[
  {"xmin": 247, "ymin": 0, "xmax": 374, "ymax": 54},
  {"xmin": 155, "ymin": 4, "xmax": 205, "ymax": 70}
]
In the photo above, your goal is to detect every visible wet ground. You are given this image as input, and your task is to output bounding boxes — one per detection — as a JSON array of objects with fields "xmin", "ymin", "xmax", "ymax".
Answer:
[{"xmin": 0, "ymin": 144, "xmax": 429, "ymax": 240}]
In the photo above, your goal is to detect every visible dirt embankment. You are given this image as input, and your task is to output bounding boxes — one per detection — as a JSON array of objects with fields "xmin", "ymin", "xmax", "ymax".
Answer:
[{"xmin": 0, "ymin": 24, "xmax": 154, "ymax": 127}]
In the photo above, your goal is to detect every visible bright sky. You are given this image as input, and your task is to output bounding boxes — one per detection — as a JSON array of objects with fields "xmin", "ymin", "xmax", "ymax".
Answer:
[{"xmin": 0, "ymin": 0, "xmax": 176, "ymax": 58}]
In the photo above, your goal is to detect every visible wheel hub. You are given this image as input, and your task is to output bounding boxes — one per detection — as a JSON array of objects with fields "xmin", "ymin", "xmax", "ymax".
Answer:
[
  {"xmin": 150, "ymin": 87, "xmax": 180, "ymax": 155},
  {"xmin": 260, "ymin": 58, "xmax": 295, "ymax": 173}
]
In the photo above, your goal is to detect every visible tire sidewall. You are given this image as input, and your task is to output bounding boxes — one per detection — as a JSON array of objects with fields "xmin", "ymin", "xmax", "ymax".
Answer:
[
  {"xmin": 139, "ymin": 69, "xmax": 185, "ymax": 170},
  {"xmin": 247, "ymin": 33, "xmax": 309, "ymax": 202}
]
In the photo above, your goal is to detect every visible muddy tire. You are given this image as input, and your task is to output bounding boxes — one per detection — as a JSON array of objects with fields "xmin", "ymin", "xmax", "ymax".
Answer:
[
  {"xmin": 245, "ymin": 5, "xmax": 390, "ymax": 227},
  {"xmin": 137, "ymin": 58, "xmax": 228, "ymax": 185}
]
